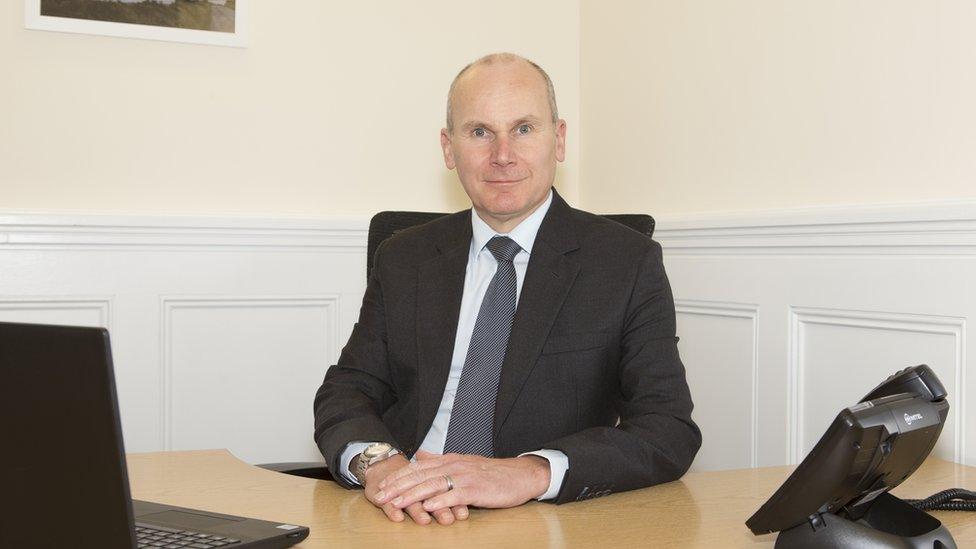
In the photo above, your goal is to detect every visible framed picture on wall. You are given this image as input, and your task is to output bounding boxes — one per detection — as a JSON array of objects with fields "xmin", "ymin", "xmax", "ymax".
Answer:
[{"xmin": 24, "ymin": 0, "xmax": 248, "ymax": 48}]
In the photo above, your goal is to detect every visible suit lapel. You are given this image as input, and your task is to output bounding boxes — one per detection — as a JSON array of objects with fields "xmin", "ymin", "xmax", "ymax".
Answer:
[
  {"xmin": 494, "ymin": 191, "xmax": 581, "ymax": 435},
  {"xmin": 414, "ymin": 213, "xmax": 471, "ymax": 447}
]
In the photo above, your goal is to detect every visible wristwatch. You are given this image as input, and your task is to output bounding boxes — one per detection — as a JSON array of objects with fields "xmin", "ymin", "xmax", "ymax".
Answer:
[{"xmin": 353, "ymin": 442, "xmax": 400, "ymax": 485}]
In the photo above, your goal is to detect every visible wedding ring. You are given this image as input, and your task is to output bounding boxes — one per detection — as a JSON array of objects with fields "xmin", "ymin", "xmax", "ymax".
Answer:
[{"xmin": 444, "ymin": 475, "xmax": 455, "ymax": 491}]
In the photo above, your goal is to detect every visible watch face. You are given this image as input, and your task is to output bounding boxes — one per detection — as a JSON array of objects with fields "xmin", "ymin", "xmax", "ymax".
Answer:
[{"xmin": 364, "ymin": 442, "xmax": 392, "ymax": 459}]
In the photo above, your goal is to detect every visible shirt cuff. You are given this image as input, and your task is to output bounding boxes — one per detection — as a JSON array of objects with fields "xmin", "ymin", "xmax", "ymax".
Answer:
[
  {"xmin": 338, "ymin": 441, "xmax": 375, "ymax": 486},
  {"xmin": 520, "ymin": 449, "xmax": 569, "ymax": 501}
]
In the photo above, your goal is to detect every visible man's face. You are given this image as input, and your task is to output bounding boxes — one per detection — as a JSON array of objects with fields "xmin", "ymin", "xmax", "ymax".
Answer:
[{"xmin": 441, "ymin": 61, "xmax": 566, "ymax": 231}]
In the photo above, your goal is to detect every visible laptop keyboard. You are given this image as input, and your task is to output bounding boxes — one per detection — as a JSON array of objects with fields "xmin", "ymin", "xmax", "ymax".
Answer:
[{"xmin": 135, "ymin": 523, "xmax": 242, "ymax": 548}]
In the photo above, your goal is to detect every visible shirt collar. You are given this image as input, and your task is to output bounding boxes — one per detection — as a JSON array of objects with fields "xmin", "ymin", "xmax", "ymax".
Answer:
[{"xmin": 471, "ymin": 188, "xmax": 553, "ymax": 256}]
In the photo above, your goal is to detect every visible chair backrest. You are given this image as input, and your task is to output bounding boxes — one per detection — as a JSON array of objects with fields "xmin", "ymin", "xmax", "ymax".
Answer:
[{"xmin": 366, "ymin": 211, "xmax": 655, "ymax": 280}]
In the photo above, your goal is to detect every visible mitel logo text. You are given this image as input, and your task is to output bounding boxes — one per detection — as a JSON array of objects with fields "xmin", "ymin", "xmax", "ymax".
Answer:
[{"xmin": 904, "ymin": 412, "xmax": 924, "ymax": 425}]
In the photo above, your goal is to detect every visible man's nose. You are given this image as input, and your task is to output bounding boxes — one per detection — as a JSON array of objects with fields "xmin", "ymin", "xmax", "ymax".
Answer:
[{"xmin": 490, "ymin": 135, "xmax": 515, "ymax": 167}]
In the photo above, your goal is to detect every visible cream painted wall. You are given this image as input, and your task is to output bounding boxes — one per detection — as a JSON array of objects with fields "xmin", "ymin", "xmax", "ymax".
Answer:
[
  {"xmin": 11, "ymin": 2, "xmax": 973, "ymax": 218},
  {"xmin": 580, "ymin": 0, "xmax": 976, "ymax": 215},
  {"xmin": 0, "ymin": 0, "xmax": 579, "ymax": 215}
]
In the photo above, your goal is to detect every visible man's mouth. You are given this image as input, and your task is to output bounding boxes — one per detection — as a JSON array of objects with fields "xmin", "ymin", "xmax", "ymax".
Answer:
[{"xmin": 484, "ymin": 177, "xmax": 526, "ymax": 184}]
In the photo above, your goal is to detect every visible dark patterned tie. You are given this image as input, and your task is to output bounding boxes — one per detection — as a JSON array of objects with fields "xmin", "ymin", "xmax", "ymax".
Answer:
[{"xmin": 443, "ymin": 236, "xmax": 522, "ymax": 457}]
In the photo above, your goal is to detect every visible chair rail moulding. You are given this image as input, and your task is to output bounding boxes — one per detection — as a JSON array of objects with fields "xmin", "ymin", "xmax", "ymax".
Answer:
[
  {"xmin": 653, "ymin": 198, "xmax": 976, "ymax": 255},
  {"xmin": 0, "ymin": 211, "xmax": 369, "ymax": 252}
]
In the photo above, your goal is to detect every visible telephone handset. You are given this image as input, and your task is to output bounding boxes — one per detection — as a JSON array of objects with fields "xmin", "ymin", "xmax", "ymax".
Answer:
[{"xmin": 860, "ymin": 364, "xmax": 947, "ymax": 403}]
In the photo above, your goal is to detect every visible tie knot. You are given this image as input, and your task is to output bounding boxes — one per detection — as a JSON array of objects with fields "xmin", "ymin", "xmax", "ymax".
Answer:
[{"xmin": 486, "ymin": 236, "xmax": 521, "ymax": 262}]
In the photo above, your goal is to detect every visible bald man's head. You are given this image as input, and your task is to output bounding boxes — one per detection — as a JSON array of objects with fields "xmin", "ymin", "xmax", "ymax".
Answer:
[{"xmin": 445, "ymin": 53, "xmax": 559, "ymax": 133}]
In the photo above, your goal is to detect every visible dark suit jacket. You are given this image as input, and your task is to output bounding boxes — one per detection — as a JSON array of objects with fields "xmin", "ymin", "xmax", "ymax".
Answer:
[{"xmin": 313, "ymin": 189, "xmax": 701, "ymax": 504}]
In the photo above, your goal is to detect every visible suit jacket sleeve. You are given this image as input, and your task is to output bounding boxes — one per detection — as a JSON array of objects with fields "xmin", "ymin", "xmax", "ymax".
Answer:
[
  {"xmin": 313, "ymin": 241, "xmax": 400, "ymax": 488},
  {"xmin": 544, "ymin": 241, "xmax": 702, "ymax": 503}
]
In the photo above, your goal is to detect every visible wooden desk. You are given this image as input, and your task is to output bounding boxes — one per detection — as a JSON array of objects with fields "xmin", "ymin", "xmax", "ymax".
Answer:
[{"xmin": 127, "ymin": 450, "xmax": 976, "ymax": 548}]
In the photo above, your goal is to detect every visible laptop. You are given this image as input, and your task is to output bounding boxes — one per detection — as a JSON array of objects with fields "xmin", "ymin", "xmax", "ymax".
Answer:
[{"xmin": 0, "ymin": 321, "xmax": 310, "ymax": 549}]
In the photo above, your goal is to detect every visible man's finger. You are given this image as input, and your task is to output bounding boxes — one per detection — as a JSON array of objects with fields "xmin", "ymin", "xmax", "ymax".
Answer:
[
  {"xmin": 391, "ymin": 473, "xmax": 455, "ymax": 509},
  {"xmin": 452, "ymin": 505, "xmax": 469, "ymax": 520},
  {"xmin": 430, "ymin": 506, "xmax": 455, "ymax": 526},
  {"xmin": 403, "ymin": 501, "xmax": 432, "ymax": 525},
  {"xmin": 376, "ymin": 467, "xmax": 434, "ymax": 503},
  {"xmin": 378, "ymin": 462, "xmax": 460, "ymax": 504},
  {"xmin": 422, "ymin": 489, "xmax": 464, "ymax": 513},
  {"xmin": 381, "ymin": 502, "xmax": 405, "ymax": 522}
]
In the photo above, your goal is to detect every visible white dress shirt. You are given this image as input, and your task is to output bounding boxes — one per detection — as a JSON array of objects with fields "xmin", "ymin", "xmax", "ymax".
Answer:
[{"xmin": 340, "ymin": 190, "xmax": 569, "ymax": 500}]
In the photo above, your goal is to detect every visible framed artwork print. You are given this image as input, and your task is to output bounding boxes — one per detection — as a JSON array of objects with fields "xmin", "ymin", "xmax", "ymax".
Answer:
[{"xmin": 25, "ymin": 0, "xmax": 248, "ymax": 48}]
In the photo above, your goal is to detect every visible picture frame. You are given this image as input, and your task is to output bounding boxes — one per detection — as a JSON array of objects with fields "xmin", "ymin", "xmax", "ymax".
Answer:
[{"xmin": 24, "ymin": 0, "xmax": 248, "ymax": 48}]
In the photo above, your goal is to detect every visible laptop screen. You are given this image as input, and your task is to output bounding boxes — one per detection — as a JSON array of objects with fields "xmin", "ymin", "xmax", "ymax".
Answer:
[{"xmin": 0, "ymin": 322, "xmax": 137, "ymax": 548}]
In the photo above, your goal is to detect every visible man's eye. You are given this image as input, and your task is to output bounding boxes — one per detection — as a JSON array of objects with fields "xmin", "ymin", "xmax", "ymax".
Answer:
[
  {"xmin": 517, "ymin": 124, "xmax": 531, "ymax": 135},
  {"xmin": 473, "ymin": 128, "xmax": 487, "ymax": 137}
]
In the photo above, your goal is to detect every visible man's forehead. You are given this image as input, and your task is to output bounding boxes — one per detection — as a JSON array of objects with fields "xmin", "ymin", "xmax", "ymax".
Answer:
[{"xmin": 452, "ymin": 61, "xmax": 550, "ymax": 119}]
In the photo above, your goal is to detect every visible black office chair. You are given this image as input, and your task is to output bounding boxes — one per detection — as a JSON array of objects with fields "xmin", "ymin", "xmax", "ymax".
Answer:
[
  {"xmin": 366, "ymin": 211, "xmax": 655, "ymax": 280},
  {"xmin": 258, "ymin": 209, "xmax": 655, "ymax": 481}
]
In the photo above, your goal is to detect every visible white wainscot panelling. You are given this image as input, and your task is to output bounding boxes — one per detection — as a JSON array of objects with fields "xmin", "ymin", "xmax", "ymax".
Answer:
[
  {"xmin": 1, "ymin": 212, "xmax": 368, "ymax": 458},
  {"xmin": 5, "ymin": 201, "xmax": 976, "ymax": 472},
  {"xmin": 658, "ymin": 200, "xmax": 976, "ymax": 468},
  {"xmin": 163, "ymin": 297, "xmax": 339, "ymax": 465},
  {"xmin": 790, "ymin": 307, "xmax": 965, "ymax": 464},
  {"xmin": 0, "ymin": 297, "xmax": 111, "ymax": 328},
  {"xmin": 677, "ymin": 300, "xmax": 758, "ymax": 471}
]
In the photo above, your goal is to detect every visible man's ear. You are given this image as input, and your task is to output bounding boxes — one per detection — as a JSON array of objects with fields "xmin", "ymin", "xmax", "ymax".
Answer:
[
  {"xmin": 440, "ymin": 128, "xmax": 456, "ymax": 170},
  {"xmin": 555, "ymin": 119, "xmax": 567, "ymax": 163}
]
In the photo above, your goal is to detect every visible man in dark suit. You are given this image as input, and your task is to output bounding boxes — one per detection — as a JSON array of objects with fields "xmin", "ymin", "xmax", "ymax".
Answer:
[{"xmin": 313, "ymin": 53, "xmax": 700, "ymax": 526}]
